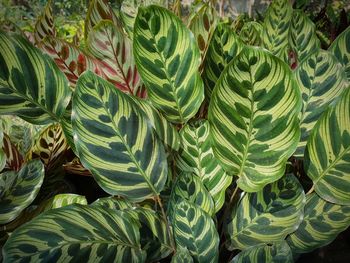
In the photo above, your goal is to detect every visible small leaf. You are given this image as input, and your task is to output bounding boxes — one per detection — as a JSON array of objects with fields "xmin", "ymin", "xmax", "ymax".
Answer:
[
  {"xmin": 171, "ymin": 248, "xmax": 194, "ymax": 263},
  {"xmin": 33, "ymin": 0, "xmax": 56, "ymax": 44},
  {"xmin": 2, "ymin": 133, "xmax": 24, "ymax": 171},
  {"xmin": 92, "ymin": 196, "xmax": 133, "ymax": 210},
  {"xmin": 240, "ymin": 21, "xmax": 264, "ymax": 47}
]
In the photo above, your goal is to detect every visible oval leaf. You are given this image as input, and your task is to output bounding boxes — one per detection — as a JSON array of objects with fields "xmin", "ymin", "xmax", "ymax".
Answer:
[
  {"xmin": 92, "ymin": 196, "xmax": 133, "ymax": 210},
  {"xmin": 2, "ymin": 133, "xmax": 24, "ymax": 171},
  {"xmin": 239, "ymin": 21, "xmax": 264, "ymax": 47}
]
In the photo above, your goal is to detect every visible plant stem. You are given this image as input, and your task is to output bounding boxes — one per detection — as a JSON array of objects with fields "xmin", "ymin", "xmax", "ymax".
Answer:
[{"xmin": 306, "ymin": 185, "xmax": 315, "ymax": 195}]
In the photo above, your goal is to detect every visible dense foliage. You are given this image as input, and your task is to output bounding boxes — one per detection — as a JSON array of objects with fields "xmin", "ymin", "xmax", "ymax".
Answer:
[{"xmin": 0, "ymin": 0, "xmax": 350, "ymax": 262}]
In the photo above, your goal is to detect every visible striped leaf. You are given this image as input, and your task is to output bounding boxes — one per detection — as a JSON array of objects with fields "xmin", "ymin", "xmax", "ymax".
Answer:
[
  {"xmin": 231, "ymin": 241, "xmax": 293, "ymax": 263},
  {"xmin": 2, "ymin": 204, "xmax": 146, "ymax": 262},
  {"xmin": 92, "ymin": 196, "xmax": 133, "ymax": 210},
  {"xmin": 133, "ymin": 5, "xmax": 204, "ymax": 123},
  {"xmin": 329, "ymin": 26, "xmax": 350, "ymax": 80},
  {"xmin": 63, "ymin": 157, "xmax": 92, "ymax": 177},
  {"xmin": 0, "ymin": 131, "xmax": 5, "ymax": 171},
  {"xmin": 0, "ymin": 159, "xmax": 44, "ymax": 224},
  {"xmin": 295, "ymin": 49, "xmax": 348, "ymax": 157},
  {"xmin": 2, "ymin": 133, "xmax": 24, "ymax": 171},
  {"xmin": 239, "ymin": 21, "xmax": 264, "ymax": 47},
  {"xmin": 34, "ymin": 0, "xmax": 56, "ymax": 44},
  {"xmin": 171, "ymin": 248, "xmax": 193, "ymax": 263},
  {"xmin": 203, "ymin": 23, "xmax": 244, "ymax": 97},
  {"xmin": 0, "ymin": 32, "xmax": 71, "ymax": 125},
  {"xmin": 288, "ymin": 10, "xmax": 320, "ymax": 64},
  {"xmin": 168, "ymin": 172, "xmax": 215, "ymax": 218},
  {"xmin": 304, "ymin": 88, "xmax": 350, "ymax": 205},
  {"xmin": 173, "ymin": 200, "xmax": 219, "ymax": 262},
  {"xmin": 226, "ymin": 175, "xmax": 305, "ymax": 250},
  {"xmin": 72, "ymin": 71, "xmax": 167, "ymax": 202},
  {"xmin": 87, "ymin": 20, "xmax": 142, "ymax": 95},
  {"xmin": 176, "ymin": 120, "xmax": 232, "ymax": 212},
  {"xmin": 48, "ymin": 193, "xmax": 87, "ymax": 209},
  {"xmin": 263, "ymin": 0, "xmax": 292, "ymax": 60},
  {"xmin": 286, "ymin": 193, "xmax": 350, "ymax": 253},
  {"xmin": 208, "ymin": 47, "xmax": 301, "ymax": 192},
  {"xmin": 40, "ymin": 36, "xmax": 102, "ymax": 87}
]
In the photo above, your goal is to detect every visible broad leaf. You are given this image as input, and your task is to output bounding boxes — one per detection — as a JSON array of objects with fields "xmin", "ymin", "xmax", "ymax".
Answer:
[
  {"xmin": 286, "ymin": 193, "xmax": 350, "ymax": 253},
  {"xmin": 226, "ymin": 175, "xmax": 305, "ymax": 250},
  {"xmin": 329, "ymin": 26, "xmax": 350, "ymax": 80},
  {"xmin": 294, "ymin": 49, "xmax": 348, "ymax": 156},
  {"xmin": 2, "ymin": 133, "xmax": 24, "ymax": 171},
  {"xmin": 33, "ymin": 0, "xmax": 56, "ymax": 44},
  {"xmin": 0, "ymin": 32, "xmax": 71, "ymax": 125},
  {"xmin": 134, "ymin": 5, "xmax": 204, "ymax": 123},
  {"xmin": 231, "ymin": 241, "xmax": 293, "ymax": 263},
  {"xmin": 173, "ymin": 200, "xmax": 219, "ymax": 262},
  {"xmin": 239, "ymin": 21, "xmax": 264, "ymax": 47},
  {"xmin": 92, "ymin": 196, "xmax": 133, "ymax": 210},
  {"xmin": 72, "ymin": 71, "xmax": 167, "ymax": 202},
  {"xmin": 203, "ymin": 23, "xmax": 244, "ymax": 97},
  {"xmin": 176, "ymin": 120, "xmax": 231, "ymax": 212},
  {"xmin": 0, "ymin": 159, "xmax": 44, "ymax": 224},
  {"xmin": 48, "ymin": 193, "xmax": 87, "ymax": 209},
  {"xmin": 305, "ymin": 88, "xmax": 350, "ymax": 205},
  {"xmin": 209, "ymin": 47, "xmax": 301, "ymax": 192},
  {"xmin": 2, "ymin": 204, "xmax": 146, "ymax": 262}
]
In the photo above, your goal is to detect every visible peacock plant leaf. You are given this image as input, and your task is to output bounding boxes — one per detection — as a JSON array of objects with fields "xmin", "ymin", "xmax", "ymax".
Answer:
[
  {"xmin": 226, "ymin": 175, "xmax": 305, "ymax": 250},
  {"xmin": 171, "ymin": 248, "xmax": 193, "ymax": 263},
  {"xmin": 208, "ymin": 46, "xmax": 301, "ymax": 192},
  {"xmin": 2, "ymin": 204, "xmax": 146, "ymax": 262},
  {"xmin": 239, "ymin": 21, "xmax": 264, "ymax": 47},
  {"xmin": 133, "ymin": 5, "xmax": 204, "ymax": 123},
  {"xmin": 176, "ymin": 120, "xmax": 231, "ymax": 212},
  {"xmin": 0, "ymin": 159, "xmax": 44, "ymax": 224},
  {"xmin": 286, "ymin": 193, "xmax": 350, "ymax": 254},
  {"xmin": 304, "ymin": 87, "xmax": 350, "ymax": 205},
  {"xmin": 294, "ymin": 49, "xmax": 348, "ymax": 157},
  {"xmin": 45, "ymin": 193, "xmax": 88, "ymax": 209},
  {"xmin": 2, "ymin": 133, "xmax": 24, "ymax": 171},
  {"xmin": 71, "ymin": 71, "xmax": 167, "ymax": 202},
  {"xmin": 203, "ymin": 23, "xmax": 244, "ymax": 98},
  {"xmin": 230, "ymin": 241, "xmax": 293, "ymax": 263},
  {"xmin": 0, "ymin": 32, "xmax": 71, "ymax": 125},
  {"xmin": 63, "ymin": 157, "xmax": 92, "ymax": 177},
  {"xmin": 263, "ymin": 0, "xmax": 292, "ymax": 60},
  {"xmin": 0, "ymin": 131, "xmax": 5, "ymax": 172},
  {"xmin": 329, "ymin": 26, "xmax": 350, "ymax": 81},
  {"xmin": 33, "ymin": 0, "xmax": 56, "ymax": 44},
  {"xmin": 92, "ymin": 196, "xmax": 133, "ymax": 210},
  {"xmin": 173, "ymin": 200, "xmax": 219, "ymax": 263}
]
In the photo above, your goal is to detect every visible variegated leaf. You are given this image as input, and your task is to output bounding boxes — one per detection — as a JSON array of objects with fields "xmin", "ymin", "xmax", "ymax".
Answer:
[
  {"xmin": 3, "ymin": 204, "xmax": 146, "ymax": 262},
  {"xmin": 92, "ymin": 196, "xmax": 133, "ymax": 210},
  {"xmin": 34, "ymin": 0, "xmax": 56, "ymax": 44},
  {"xmin": 48, "ymin": 193, "xmax": 87, "ymax": 209},
  {"xmin": 173, "ymin": 200, "xmax": 219, "ymax": 262},
  {"xmin": 63, "ymin": 157, "xmax": 92, "ymax": 177},
  {"xmin": 305, "ymin": 88, "xmax": 350, "ymax": 205},
  {"xmin": 0, "ymin": 131, "xmax": 5, "ymax": 172},
  {"xmin": 203, "ymin": 23, "xmax": 244, "ymax": 97},
  {"xmin": 286, "ymin": 193, "xmax": 350, "ymax": 253},
  {"xmin": 0, "ymin": 159, "xmax": 44, "ymax": 224},
  {"xmin": 72, "ymin": 71, "xmax": 167, "ymax": 202},
  {"xmin": 226, "ymin": 175, "xmax": 305, "ymax": 250},
  {"xmin": 0, "ymin": 32, "xmax": 71, "ymax": 125},
  {"xmin": 239, "ymin": 21, "xmax": 264, "ymax": 47},
  {"xmin": 176, "ymin": 120, "xmax": 231, "ymax": 212},
  {"xmin": 2, "ymin": 133, "xmax": 23, "ymax": 171},
  {"xmin": 134, "ymin": 5, "xmax": 204, "ymax": 123},
  {"xmin": 171, "ymin": 248, "xmax": 193, "ymax": 263},
  {"xmin": 209, "ymin": 47, "xmax": 301, "ymax": 192},
  {"xmin": 295, "ymin": 49, "xmax": 348, "ymax": 157}
]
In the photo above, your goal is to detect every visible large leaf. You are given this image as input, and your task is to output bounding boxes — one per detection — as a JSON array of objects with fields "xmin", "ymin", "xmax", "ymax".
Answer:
[
  {"xmin": 133, "ymin": 5, "xmax": 204, "ymax": 123},
  {"xmin": 329, "ymin": 26, "xmax": 350, "ymax": 80},
  {"xmin": 304, "ymin": 87, "xmax": 350, "ymax": 205},
  {"xmin": 2, "ymin": 133, "xmax": 24, "ymax": 171},
  {"xmin": 226, "ymin": 175, "xmax": 305, "ymax": 250},
  {"xmin": 294, "ymin": 49, "xmax": 348, "ymax": 157},
  {"xmin": 176, "ymin": 120, "xmax": 231, "ymax": 212},
  {"xmin": 0, "ymin": 32, "xmax": 71, "ymax": 125},
  {"xmin": 239, "ymin": 21, "xmax": 264, "ymax": 47},
  {"xmin": 286, "ymin": 193, "xmax": 350, "ymax": 253},
  {"xmin": 173, "ymin": 200, "xmax": 219, "ymax": 262},
  {"xmin": 33, "ymin": 0, "xmax": 56, "ymax": 44},
  {"xmin": 231, "ymin": 241, "xmax": 293, "ymax": 263},
  {"xmin": 72, "ymin": 71, "xmax": 167, "ymax": 202},
  {"xmin": 208, "ymin": 47, "xmax": 301, "ymax": 192},
  {"xmin": 203, "ymin": 23, "xmax": 244, "ymax": 97},
  {"xmin": 2, "ymin": 204, "xmax": 146, "ymax": 262},
  {"xmin": 0, "ymin": 159, "xmax": 44, "ymax": 224},
  {"xmin": 87, "ymin": 20, "xmax": 142, "ymax": 95}
]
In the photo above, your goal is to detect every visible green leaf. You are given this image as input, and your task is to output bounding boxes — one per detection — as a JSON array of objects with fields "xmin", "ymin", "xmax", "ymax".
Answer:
[
  {"xmin": 0, "ymin": 32, "xmax": 71, "ymax": 125},
  {"xmin": 305, "ymin": 88, "xmax": 350, "ymax": 205},
  {"xmin": 87, "ymin": 20, "xmax": 142, "ymax": 95},
  {"xmin": 133, "ymin": 5, "xmax": 204, "ymax": 123},
  {"xmin": 2, "ymin": 133, "xmax": 24, "ymax": 171},
  {"xmin": 2, "ymin": 204, "xmax": 146, "ymax": 262},
  {"xmin": 263, "ymin": 0, "xmax": 292, "ymax": 60},
  {"xmin": 173, "ymin": 200, "xmax": 219, "ymax": 262},
  {"xmin": 171, "ymin": 248, "xmax": 194, "ymax": 263},
  {"xmin": 288, "ymin": 10, "xmax": 320, "ymax": 64},
  {"xmin": 0, "ymin": 131, "xmax": 5, "ymax": 172},
  {"xmin": 286, "ymin": 193, "xmax": 350, "ymax": 253},
  {"xmin": 48, "ymin": 194, "xmax": 87, "ymax": 209},
  {"xmin": 329, "ymin": 26, "xmax": 350, "ymax": 80},
  {"xmin": 34, "ymin": 0, "xmax": 56, "ymax": 44},
  {"xmin": 176, "ymin": 120, "xmax": 232, "ymax": 212},
  {"xmin": 239, "ymin": 21, "xmax": 264, "ymax": 47},
  {"xmin": 0, "ymin": 159, "xmax": 44, "ymax": 224},
  {"xmin": 92, "ymin": 196, "xmax": 133, "ymax": 210},
  {"xmin": 226, "ymin": 175, "xmax": 305, "ymax": 250},
  {"xmin": 203, "ymin": 23, "xmax": 244, "ymax": 98},
  {"xmin": 72, "ymin": 71, "xmax": 167, "ymax": 202},
  {"xmin": 295, "ymin": 49, "xmax": 348, "ymax": 157},
  {"xmin": 231, "ymin": 241, "xmax": 293, "ymax": 263},
  {"xmin": 209, "ymin": 47, "xmax": 301, "ymax": 192}
]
